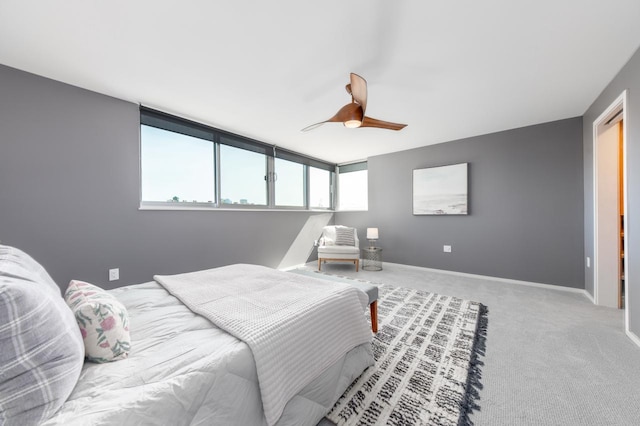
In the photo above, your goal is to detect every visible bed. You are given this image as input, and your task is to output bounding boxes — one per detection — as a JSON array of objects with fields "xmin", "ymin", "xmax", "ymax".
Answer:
[{"xmin": 0, "ymin": 246, "xmax": 374, "ymax": 426}]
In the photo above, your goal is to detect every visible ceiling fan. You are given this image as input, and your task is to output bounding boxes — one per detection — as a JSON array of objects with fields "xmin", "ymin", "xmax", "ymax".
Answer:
[{"xmin": 301, "ymin": 73, "xmax": 407, "ymax": 132}]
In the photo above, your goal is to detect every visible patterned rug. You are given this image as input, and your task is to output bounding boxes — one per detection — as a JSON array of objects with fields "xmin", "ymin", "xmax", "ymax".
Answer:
[{"xmin": 322, "ymin": 280, "xmax": 486, "ymax": 426}]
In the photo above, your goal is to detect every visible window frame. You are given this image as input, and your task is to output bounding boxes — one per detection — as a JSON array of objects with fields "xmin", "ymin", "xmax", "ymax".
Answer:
[
  {"xmin": 272, "ymin": 157, "xmax": 308, "ymax": 210},
  {"xmin": 139, "ymin": 124, "xmax": 218, "ymax": 207},
  {"xmin": 218, "ymin": 143, "xmax": 269, "ymax": 208},
  {"xmin": 139, "ymin": 107, "xmax": 335, "ymax": 211}
]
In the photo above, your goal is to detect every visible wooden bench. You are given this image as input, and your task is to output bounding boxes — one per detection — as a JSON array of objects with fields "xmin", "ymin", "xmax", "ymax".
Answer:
[{"xmin": 343, "ymin": 280, "xmax": 378, "ymax": 333}]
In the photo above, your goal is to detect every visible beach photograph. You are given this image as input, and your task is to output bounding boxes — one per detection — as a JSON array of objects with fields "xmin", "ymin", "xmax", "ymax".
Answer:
[{"xmin": 413, "ymin": 163, "xmax": 468, "ymax": 215}]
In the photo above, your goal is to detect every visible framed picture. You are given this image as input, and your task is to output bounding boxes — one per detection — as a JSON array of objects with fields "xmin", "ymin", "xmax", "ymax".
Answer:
[{"xmin": 413, "ymin": 163, "xmax": 468, "ymax": 215}]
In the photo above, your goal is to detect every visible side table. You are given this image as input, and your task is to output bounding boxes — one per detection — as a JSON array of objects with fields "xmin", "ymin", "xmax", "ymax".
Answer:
[{"xmin": 362, "ymin": 247, "xmax": 383, "ymax": 271}]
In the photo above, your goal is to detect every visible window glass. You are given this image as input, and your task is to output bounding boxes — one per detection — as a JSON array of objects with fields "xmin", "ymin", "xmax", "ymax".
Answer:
[
  {"xmin": 141, "ymin": 125, "xmax": 214, "ymax": 203},
  {"xmin": 140, "ymin": 108, "xmax": 337, "ymax": 210},
  {"xmin": 339, "ymin": 169, "xmax": 368, "ymax": 210},
  {"xmin": 309, "ymin": 167, "xmax": 331, "ymax": 208},
  {"xmin": 275, "ymin": 158, "xmax": 304, "ymax": 207},
  {"xmin": 220, "ymin": 144, "xmax": 267, "ymax": 206}
]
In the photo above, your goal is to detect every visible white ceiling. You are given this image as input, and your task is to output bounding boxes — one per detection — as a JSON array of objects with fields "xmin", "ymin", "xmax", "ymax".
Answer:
[{"xmin": 1, "ymin": 0, "xmax": 639, "ymax": 164}]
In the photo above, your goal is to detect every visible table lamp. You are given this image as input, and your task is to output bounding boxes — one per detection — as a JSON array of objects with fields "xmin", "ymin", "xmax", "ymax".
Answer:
[{"xmin": 366, "ymin": 228, "xmax": 379, "ymax": 248}]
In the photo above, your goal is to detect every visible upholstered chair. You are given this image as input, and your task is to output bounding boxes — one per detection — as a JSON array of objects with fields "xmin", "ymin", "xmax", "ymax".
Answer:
[{"xmin": 317, "ymin": 225, "xmax": 360, "ymax": 271}]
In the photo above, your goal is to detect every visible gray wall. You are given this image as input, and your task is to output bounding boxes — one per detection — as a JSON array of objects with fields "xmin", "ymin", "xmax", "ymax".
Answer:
[
  {"xmin": 0, "ymin": 64, "xmax": 330, "ymax": 290},
  {"xmin": 337, "ymin": 118, "xmax": 585, "ymax": 288},
  {"xmin": 583, "ymin": 45, "xmax": 640, "ymax": 338}
]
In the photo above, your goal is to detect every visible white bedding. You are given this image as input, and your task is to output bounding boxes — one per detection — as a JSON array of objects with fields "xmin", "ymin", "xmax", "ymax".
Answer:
[
  {"xmin": 154, "ymin": 264, "xmax": 373, "ymax": 426},
  {"xmin": 44, "ymin": 280, "xmax": 373, "ymax": 425}
]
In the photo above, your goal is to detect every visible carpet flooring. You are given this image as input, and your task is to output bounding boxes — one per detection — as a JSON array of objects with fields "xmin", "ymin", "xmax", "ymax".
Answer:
[{"xmin": 301, "ymin": 262, "xmax": 640, "ymax": 426}]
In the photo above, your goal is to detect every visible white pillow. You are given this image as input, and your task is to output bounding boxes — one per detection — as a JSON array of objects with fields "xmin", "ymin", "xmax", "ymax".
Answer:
[
  {"xmin": 322, "ymin": 226, "xmax": 336, "ymax": 240},
  {"xmin": 64, "ymin": 280, "xmax": 131, "ymax": 363},
  {"xmin": 321, "ymin": 237, "xmax": 335, "ymax": 246},
  {"xmin": 322, "ymin": 226, "xmax": 340, "ymax": 246}
]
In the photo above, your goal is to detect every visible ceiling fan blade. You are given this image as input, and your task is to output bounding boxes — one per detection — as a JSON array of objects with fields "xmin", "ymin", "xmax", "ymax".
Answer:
[
  {"xmin": 361, "ymin": 116, "xmax": 407, "ymax": 131},
  {"xmin": 301, "ymin": 102, "xmax": 364, "ymax": 132},
  {"xmin": 349, "ymin": 73, "xmax": 367, "ymax": 115},
  {"xmin": 333, "ymin": 102, "xmax": 363, "ymax": 123},
  {"xmin": 301, "ymin": 121, "xmax": 327, "ymax": 132},
  {"xmin": 301, "ymin": 103, "xmax": 363, "ymax": 132}
]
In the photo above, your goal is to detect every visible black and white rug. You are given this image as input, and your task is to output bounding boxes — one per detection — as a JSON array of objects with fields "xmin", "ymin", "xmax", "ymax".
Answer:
[{"xmin": 325, "ymin": 281, "xmax": 486, "ymax": 426}]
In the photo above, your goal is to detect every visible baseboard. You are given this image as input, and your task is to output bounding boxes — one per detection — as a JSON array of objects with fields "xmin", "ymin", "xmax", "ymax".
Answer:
[
  {"xmin": 291, "ymin": 260, "xmax": 591, "ymax": 300},
  {"xmin": 583, "ymin": 289, "xmax": 595, "ymax": 303},
  {"xmin": 625, "ymin": 329, "xmax": 640, "ymax": 348},
  {"xmin": 383, "ymin": 261, "xmax": 589, "ymax": 297}
]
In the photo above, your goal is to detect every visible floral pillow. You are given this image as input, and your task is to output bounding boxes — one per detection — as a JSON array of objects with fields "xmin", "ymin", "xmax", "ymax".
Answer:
[{"xmin": 64, "ymin": 280, "xmax": 131, "ymax": 363}]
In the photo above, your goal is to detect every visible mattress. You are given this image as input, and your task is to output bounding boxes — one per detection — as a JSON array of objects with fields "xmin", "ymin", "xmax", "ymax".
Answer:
[{"xmin": 43, "ymin": 281, "xmax": 373, "ymax": 425}]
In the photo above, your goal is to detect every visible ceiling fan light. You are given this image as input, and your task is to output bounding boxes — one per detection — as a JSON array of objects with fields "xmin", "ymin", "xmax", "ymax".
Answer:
[{"xmin": 344, "ymin": 119, "xmax": 362, "ymax": 128}]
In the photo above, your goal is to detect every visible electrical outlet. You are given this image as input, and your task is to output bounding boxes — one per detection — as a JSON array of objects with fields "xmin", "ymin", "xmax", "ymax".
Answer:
[
  {"xmin": 586, "ymin": 257, "xmax": 591, "ymax": 268},
  {"xmin": 443, "ymin": 245, "xmax": 452, "ymax": 253},
  {"xmin": 109, "ymin": 268, "xmax": 119, "ymax": 281}
]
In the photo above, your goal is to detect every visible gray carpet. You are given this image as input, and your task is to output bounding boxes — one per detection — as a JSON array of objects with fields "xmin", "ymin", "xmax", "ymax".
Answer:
[{"xmin": 302, "ymin": 262, "xmax": 640, "ymax": 426}]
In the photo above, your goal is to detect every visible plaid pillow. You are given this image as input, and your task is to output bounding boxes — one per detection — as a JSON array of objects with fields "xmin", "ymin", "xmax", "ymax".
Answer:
[
  {"xmin": 335, "ymin": 227, "xmax": 356, "ymax": 246},
  {"xmin": 0, "ymin": 245, "xmax": 84, "ymax": 425}
]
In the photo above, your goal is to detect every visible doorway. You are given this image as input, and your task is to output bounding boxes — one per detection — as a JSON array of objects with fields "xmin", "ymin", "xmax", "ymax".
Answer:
[{"xmin": 593, "ymin": 90, "xmax": 628, "ymax": 326}]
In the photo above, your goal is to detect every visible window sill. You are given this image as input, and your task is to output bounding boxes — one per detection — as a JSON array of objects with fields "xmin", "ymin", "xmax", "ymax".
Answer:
[{"xmin": 139, "ymin": 204, "xmax": 334, "ymax": 213}]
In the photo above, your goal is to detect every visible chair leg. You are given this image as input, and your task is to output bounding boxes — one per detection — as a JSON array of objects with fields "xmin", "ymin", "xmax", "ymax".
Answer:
[
  {"xmin": 355, "ymin": 259, "xmax": 359, "ymax": 272},
  {"xmin": 318, "ymin": 258, "xmax": 322, "ymax": 271},
  {"xmin": 370, "ymin": 301, "xmax": 378, "ymax": 333}
]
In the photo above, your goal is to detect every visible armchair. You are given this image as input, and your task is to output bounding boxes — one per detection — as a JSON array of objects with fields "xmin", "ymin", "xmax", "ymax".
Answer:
[{"xmin": 317, "ymin": 226, "xmax": 360, "ymax": 271}]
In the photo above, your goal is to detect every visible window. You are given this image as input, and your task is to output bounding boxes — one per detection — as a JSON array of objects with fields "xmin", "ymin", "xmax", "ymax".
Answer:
[
  {"xmin": 141, "ymin": 125, "xmax": 215, "ymax": 203},
  {"xmin": 219, "ymin": 145, "xmax": 267, "ymax": 206},
  {"xmin": 338, "ymin": 162, "xmax": 368, "ymax": 210},
  {"xmin": 275, "ymin": 158, "xmax": 305, "ymax": 207},
  {"xmin": 309, "ymin": 167, "xmax": 331, "ymax": 209},
  {"xmin": 140, "ymin": 107, "xmax": 335, "ymax": 210}
]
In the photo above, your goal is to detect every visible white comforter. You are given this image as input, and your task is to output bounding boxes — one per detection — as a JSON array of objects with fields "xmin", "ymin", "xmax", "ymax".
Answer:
[
  {"xmin": 154, "ymin": 264, "xmax": 373, "ymax": 426},
  {"xmin": 44, "ymin": 278, "xmax": 373, "ymax": 425}
]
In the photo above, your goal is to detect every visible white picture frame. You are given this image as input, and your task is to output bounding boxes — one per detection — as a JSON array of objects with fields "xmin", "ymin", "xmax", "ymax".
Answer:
[{"xmin": 413, "ymin": 163, "xmax": 468, "ymax": 215}]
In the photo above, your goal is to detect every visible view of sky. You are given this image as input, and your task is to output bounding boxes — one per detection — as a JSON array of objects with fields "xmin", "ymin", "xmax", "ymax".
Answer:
[
  {"xmin": 309, "ymin": 167, "xmax": 330, "ymax": 208},
  {"xmin": 275, "ymin": 158, "xmax": 304, "ymax": 206},
  {"xmin": 141, "ymin": 125, "xmax": 338, "ymax": 208},
  {"xmin": 219, "ymin": 144, "xmax": 267, "ymax": 205},
  {"xmin": 338, "ymin": 170, "xmax": 368, "ymax": 210},
  {"xmin": 141, "ymin": 126, "xmax": 215, "ymax": 202}
]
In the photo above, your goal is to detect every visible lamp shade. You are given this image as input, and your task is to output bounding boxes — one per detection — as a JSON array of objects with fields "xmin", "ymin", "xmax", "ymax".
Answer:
[{"xmin": 367, "ymin": 228, "xmax": 379, "ymax": 239}]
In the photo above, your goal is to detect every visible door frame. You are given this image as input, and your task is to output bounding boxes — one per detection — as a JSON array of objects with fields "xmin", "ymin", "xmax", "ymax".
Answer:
[{"xmin": 592, "ymin": 90, "xmax": 628, "ymax": 331}]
